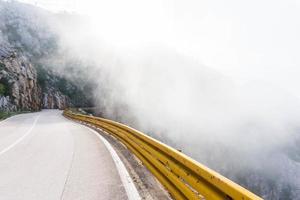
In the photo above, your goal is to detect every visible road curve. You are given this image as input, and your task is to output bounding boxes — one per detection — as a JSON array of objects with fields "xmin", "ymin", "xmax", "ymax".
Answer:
[{"xmin": 0, "ymin": 110, "xmax": 133, "ymax": 200}]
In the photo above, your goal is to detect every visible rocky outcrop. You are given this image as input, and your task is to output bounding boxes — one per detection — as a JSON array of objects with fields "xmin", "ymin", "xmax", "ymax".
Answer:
[
  {"xmin": 0, "ymin": 44, "xmax": 41, "ymax": 111},
  {"xmin": 42, "ymin": 88, "xmax": 70, "ymax": 109},
  {"xmin": 0, "ymin": 1, "xmax": 93, "ymax": 111},
  {"xmin": 0, "ymin": 96, "xmax": 16, "ymax": 111},
  {"xmin": 0, "ymin": 44, "xmax": 78, "ymax": 111}
]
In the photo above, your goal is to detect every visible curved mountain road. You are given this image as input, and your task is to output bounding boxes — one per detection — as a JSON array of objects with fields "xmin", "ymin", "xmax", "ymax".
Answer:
[{"xmin": 0, "ymin": 110, "xmax": 137, "ymax": 200}]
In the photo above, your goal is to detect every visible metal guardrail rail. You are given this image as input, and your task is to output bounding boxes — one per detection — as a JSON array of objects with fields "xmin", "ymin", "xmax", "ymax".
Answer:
[{"xmin": 64, "ymin": 110, "xmax": 263, "ymax": 200}]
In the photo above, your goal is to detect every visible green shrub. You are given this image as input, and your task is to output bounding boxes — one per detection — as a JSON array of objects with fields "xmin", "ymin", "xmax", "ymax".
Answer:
[
  {"xmin": 0, "ymin": 63, "xmax": 5, "ymax": 70},
  {"xmin": 0, "ymin": 83, "xmax": 7, "ymax": 96}
]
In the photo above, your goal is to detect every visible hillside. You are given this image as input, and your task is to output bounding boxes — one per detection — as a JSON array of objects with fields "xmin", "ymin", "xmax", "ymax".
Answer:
[{"xmin": 0, "ymin": 1, "xmax": 94, "ymax": 111}]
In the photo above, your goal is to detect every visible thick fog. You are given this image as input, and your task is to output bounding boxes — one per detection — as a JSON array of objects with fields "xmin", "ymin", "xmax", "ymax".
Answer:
[{"xmin": 3, "ymin": 0, "xmax": 300, "ymax": 199}]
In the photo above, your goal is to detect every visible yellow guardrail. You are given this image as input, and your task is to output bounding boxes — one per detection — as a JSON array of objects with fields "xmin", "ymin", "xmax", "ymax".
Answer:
[{"xmin": 64, "ymin": 110, "xmax": 263, "ymax": 200}]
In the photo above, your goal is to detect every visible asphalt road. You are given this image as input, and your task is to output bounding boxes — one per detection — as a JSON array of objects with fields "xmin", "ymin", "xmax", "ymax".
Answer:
[{"xmin": 0, "ymin": 110, "xmax": 135, "ymax": 200}]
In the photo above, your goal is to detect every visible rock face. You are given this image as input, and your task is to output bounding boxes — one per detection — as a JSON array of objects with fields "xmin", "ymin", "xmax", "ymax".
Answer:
[
  {"xmin": 0, "ymin": 44, "xmax": 41, "ymax": 111},
  {"xmin": 0, "ymin": 44, "xmax": 71, "ymax": 111},
  {"xmin": 0, "ymin": 1, "xmax": 93, "ymax": 111},
  {"xmin": 0, "ymin": 96, "xmax": 15, "ymax": 111},
  {"xmin": 42, "ymin": 88, "xmax": 70, "ymax": 109}
]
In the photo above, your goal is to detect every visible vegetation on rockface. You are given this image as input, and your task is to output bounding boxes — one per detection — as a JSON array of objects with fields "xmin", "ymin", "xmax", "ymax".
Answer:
[
  {"xmin": 0, "ymin": 83, "xmax": 7, "ymax": 96},
  {"xmin": 0, "ymin": 63, "xmax": 5, "ymax": 70},
  {"xmin": 36, "ymin": 64, "xmax": 94, "ymax": 107},
  {"xmin": 57, "ymin": 77, "xmax": 93, "ymax": 107},
  {"xmin": 0, "ymin": 73, "xmax": 10, "ymax": 96},
  {"xmin": 36, "ymin": 65, "xmax": 47, "ymax": 90},
  {"xmin": 0, "ymin": 62, "xmax": 9, "ymax": 97}
]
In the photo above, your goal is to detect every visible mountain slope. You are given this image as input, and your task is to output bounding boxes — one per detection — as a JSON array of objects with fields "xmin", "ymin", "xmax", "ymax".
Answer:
[{"xmin": 0, "ymin": 1, "xmax": 94, "ymax": 110}]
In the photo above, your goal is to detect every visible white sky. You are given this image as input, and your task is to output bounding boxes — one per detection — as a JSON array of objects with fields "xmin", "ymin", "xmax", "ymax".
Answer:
[{"xmin": 17, "ymin": 0, "xmax": 300, "ymax": 97}]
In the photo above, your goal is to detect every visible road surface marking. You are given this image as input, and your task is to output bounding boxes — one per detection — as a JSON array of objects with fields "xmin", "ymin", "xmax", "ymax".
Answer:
[
  {"xmin": 0, "ymin": 115, "xmax": 40, "ymax": 156},
  {"xmin": 76, "ymin": 123, "xmax": 141, "ymax": 200}
]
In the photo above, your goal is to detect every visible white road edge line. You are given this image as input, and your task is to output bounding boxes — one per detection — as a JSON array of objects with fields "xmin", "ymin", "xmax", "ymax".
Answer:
[
  {"xmin": 81, "ymin": 124, "xmax": 141, "ymax": 200},
  {"xmin": 0, "ymin": 115, "xmax": 40, "ymax": 156}
]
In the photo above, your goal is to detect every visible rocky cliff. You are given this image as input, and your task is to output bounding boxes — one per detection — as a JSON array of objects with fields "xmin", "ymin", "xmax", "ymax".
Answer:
[
  {"xmin": 0, "ymin": 1, "xmax": 92, "ymax": 111},
  {"xmin": 42, "ymin": 88, "xmax": 69, "ymax": 109},
  {"xmin": 0, "ymin": 44, "xmax": 41, "ymax": 111},
  {"xmin": 0, "ymin": 44, "xmax": 73, "ymax": 111}
]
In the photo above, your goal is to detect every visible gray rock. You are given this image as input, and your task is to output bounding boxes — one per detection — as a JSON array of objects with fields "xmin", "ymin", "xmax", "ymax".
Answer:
[{"xmin": 0, "ymin": 45, "xmax": 42, "ymax": 111}]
